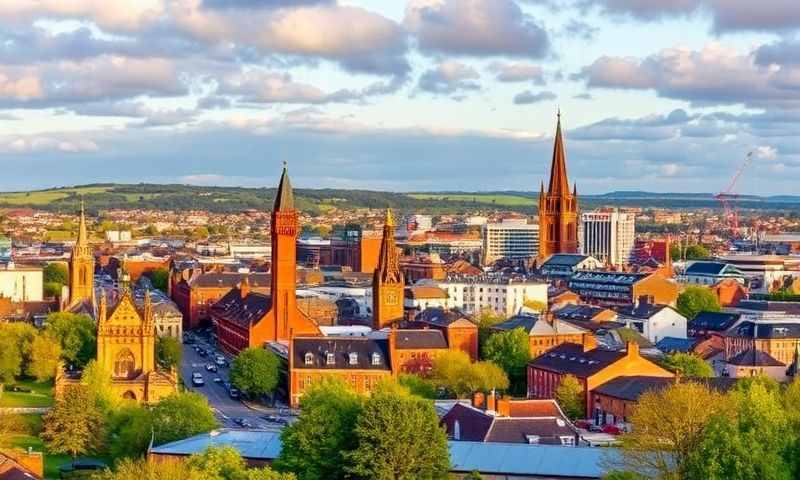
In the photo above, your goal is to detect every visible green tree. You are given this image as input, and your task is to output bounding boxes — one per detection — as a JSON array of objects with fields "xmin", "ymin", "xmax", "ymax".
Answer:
[
  {"xmin": 43, "ymin": 262, "xmax": 68, "ymax": 285},
  {"xmin": 108, "ymin": 404, "xmax": 154, "ymax": 459},
  {"xmin": 27, "ymin": 333, "xmax": 62, "ymax": 382},
  {"xmin": 462, "ymin": 472, "xmax": 484, "ymax": 480},
  {"xmin": 476, "ymin": 309, "xmax": 505, "ymax": 347},
  {"xmin": 554, "ymin": 374, "xmax": 584, "ymax": 420},
  {"xmin": 685, "ymin": 244, "xmax": 710, "ymax": 260},
  {"xmin": 156, "ymin": 336, "xmax": 182, "ymax": 370},
  {"xmin": 346, "ymin": 383, "xmax": 450, "ymax": 480},
  {"xmin": 45, "ymin": 312, "xmax": 96, "ymax": 367},
  {"xmin": 41, "ymin": 384, "xmax": 106, "ymax": 459},
  {"xmin": 276, "ymin": 378, "xmax": 363, "ymax": 480},
  {"xmin": 398, "ymin": 374, "xmax": 437, "ymax": 399},
  {"xmin": 229, "ymin": 348, "xmax": 279, "ymax": 399},
  {"xmin": 0, "ymin": 322, "xmax": 37, "ymax": 375},
  {"xmin": 150, "ymin": 268, "xmax": 170, "ymax": 292},
  {"xmin": 0, "ymin": 411, "xmax": 24, "ymax": 447},
  {"xmin": 144, "ymin": 225, "xmax": 159, "ymax": 236},
  {"xmin": 676, "ymin": 286, "xmax": 720, "ymax": 320},
  {"xmin": 151, "ymin": 392, "xmax": 219, "ymax": 445},
  {"xmin": 429, "ymin": 351, "xmax": 509, "ymax": 398},
  {"xmin": 81, "ymin": 360, "xmax": 118, "ymax": 412},
  {"xmin": 0, "ymin": 333, "xmax": 21, "ymax": 384},
  {"xmin": 90, "ymin": 457, "xmax": 201, "ymax": 480},
  {"xmin": 661, "ymin": 352, "xmax": 714, "ymax": 377},
  {"xmin": 481, "ymin": 328, "xmax": 530, "ymax": 394}
]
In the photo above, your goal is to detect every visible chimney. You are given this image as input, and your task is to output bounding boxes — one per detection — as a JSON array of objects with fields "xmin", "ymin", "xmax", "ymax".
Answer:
[
  {"xmin": 487, "ymin": 389, "xmax": 497, "ymax": 413},
  {"xmin": 626, "ymin": 341, "xmax": 640, "ymax": 358},
  {"xmin": 496, "ymin": 396, "xmax": 511, "ymax": 417},
  {"xmin": 239, "ymin": 275, "xmax": 250, "ymax": 299},
  {"xmin": 472, "ymin": 391, "xmax": 486, "ymax": 409},
  {"xmin": 582, "ymin": 334, "xmax": 598, "ymax": 352}
]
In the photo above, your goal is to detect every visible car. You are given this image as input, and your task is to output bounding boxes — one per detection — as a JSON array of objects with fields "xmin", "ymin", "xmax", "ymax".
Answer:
[
  {"xmin": 263, "ymin": 414, "xmax": 280, "ymax": 423},
  {"xmin": 213, "ymin": 377, "xmax": 223, "ymax": 383},
  {"xmin": 233, "ymin": 417, "xmax": 253, "ymax": 428},
  {"xmin": 215, "ymin": 355, "xmax": 227, "ymax": 367},
  {"xmin": 228, "ymin": 387, "xmax": 240, "ymax": 399},
  {"xmin": 192, "ymin": 373, "xmax": 204, "ymax": 387},
  {"xmin": 197, "ymin": 349, "xmax": 207, "ymax": 357},
  {"xmin": 205, "ymin": 363, "xmax": 218, "ymax": 372}
]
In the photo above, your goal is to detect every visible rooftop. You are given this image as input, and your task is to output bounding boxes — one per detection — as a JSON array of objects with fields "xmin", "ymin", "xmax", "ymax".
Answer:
[
  {"xmin": 149, "ymin": 429, "xmax": 282, "ymax": 460},
  {"xmin": 528, "ymin": 343, "xmax": 627, "ymax": 378}
]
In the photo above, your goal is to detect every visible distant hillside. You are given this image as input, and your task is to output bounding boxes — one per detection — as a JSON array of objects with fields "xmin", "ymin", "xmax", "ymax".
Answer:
[{"xmin": 1, "ymin": 184, "xmax": 799, "ymax": 214}]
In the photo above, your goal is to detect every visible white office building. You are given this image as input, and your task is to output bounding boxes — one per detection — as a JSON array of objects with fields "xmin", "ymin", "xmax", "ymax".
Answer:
[
  {"xmin": 435, "ymin": 278, "xmax": 548, "ymax": 317},
  {"xmin": 482, "ymin": 219, "xmax": 539, "ymax": 266},
  {"xmin": 581, "ymin": 210, "xmax": 635, "ymax": 268}
]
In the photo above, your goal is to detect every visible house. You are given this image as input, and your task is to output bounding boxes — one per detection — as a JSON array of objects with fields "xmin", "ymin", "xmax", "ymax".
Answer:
[
  {"xmin": 527, "ymin": 339, "xmax": 674, "ymax": 418},
  {"xmin": 441, "ymin": 394, "xmax": 579, "ymax": 446},
  {"xmin": 710, "ymin": 278, "xmax": 748, "ymax": 307},
  {"xmin": 404, "ymin": 285, "xmax": 449, "ymax": 312},
  {"xmin": 723, "ymin": 349, "xmax": 788, "ymax": 381},
  {"xmin": 723, "ymin": 317, "xmax": 800, "ymax": 367},
  {"xmin": 0, "ymin": 449, "xmax": 43, "ymax": 480},
  {"xmin": 680, "ymin": 261, "xmax": 745, "ymax": 287},
  {"xmin": 411, "ymin": 307, "xmax": 479, "ymax": 361},
  {"xmin": 539, "ymin": 254, "xmax": 602, "ymax": 280},
  {"xmin": 688, "ymin": 311, "xmax": 741, "ymax": 337},
  {"xmin": 491, "ymin": 312, "xmax": 593, "ymax": 358},
  {"xmin": 568, "ymin": 270, "xmax": 679, "ymax": 307},
  {"xmin": 615, "ymin": 302, "xmax": 687, "ymax": 343}
]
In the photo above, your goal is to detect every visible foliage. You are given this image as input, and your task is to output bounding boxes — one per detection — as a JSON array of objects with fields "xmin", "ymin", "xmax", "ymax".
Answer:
[
  {"xmin": 765, "ymin": 289, "xmax": 800, "ymax": 302},
  {"xmin": 27, "ymin": 333, "xmax": 63, "ymax": 382},
  {"xmin": 0, "ymin": 323, "xmax": 37, "ymax": 379},
  {"xmin": 398, "ymin": 373, "xmax": 437, "ymax": 399},
  {"xmin": 428, "ymin": 350, "xmax": 508, "ymax": 398},
  {"xmin": 108, "ymin": 404, "xmax": 154, "ymax": 459},
  {"xmin": 462, "ymin": 472, "xmax": 484, "ymax": 480},
  {"xmin": 44, "ymin": 281, "xmax": 64, "ymax": 297},
  {"xmin": 660, "ymin": 352, "xmax": 714, "ymax": 378},
  {"xmin": 151, "ymin": 392, "xmax": 219, "ymax": 446},
  {"xmin": 346, "ymin": 383, "xmax": 450, "ymax": 480},
  {"xmin": 229, "ymin": 348, "xmax": 280, "ymax": 399},
  {"xmin": 0, "ymin": 331, "xmax": 22, "ymax": 384},
  {"xmin": 156, "ymin": 336, "xmax": 182, "ymax": 370},
  {"xmin": 81, "ymin": 360, "xmax": 118, "ymax": 412},
  {"xmin": 671, "ymin": 244, "xmax": 710, "ymax": 261},
  {"xmin": 149, "ymin": 268, "xmax": 170, "ymax": 292},
  {"xmin": 41, "ymin": 385, "xmax": 107, "ymax": 458},
  {"xmin": 481, "ymin": 328, "xmax": 530, "ymax": 394},
  {"xmin": 43, "ymin": 262, "xmax": 68, "ymax": 286},
  {"xmin": 45, "ymin": 312, "xmax": 97, "ymax": 367},
  {"xmin": 0, "ymin": 410, "xmax": 24, "ymax": 447},
  {"xmin": 611, "ymin": 382, "xmax": 728, "ymax": 479},
  {"xmin": 475, "ymin": 309, "xmax": 506, "ymax": 347},
  {"xmin": 554, "ymin": 374, "xmax": 584, "ymax": 420},
  {"xmin": 276, "ymin": 378, "xmax": 363, "ymax": 480},
  {"xmin": 676, "ymin": 286, "xmax": 720, "ymax": 320}
]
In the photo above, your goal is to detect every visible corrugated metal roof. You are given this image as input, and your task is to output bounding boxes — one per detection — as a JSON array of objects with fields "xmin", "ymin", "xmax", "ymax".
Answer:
[
  {"xmin": 149, "ymin": 429, "xmax": 283, "ymax": 460},
  {"xmin": 448, "ymin": 442, "xmax": 618, "ymax": 478}
]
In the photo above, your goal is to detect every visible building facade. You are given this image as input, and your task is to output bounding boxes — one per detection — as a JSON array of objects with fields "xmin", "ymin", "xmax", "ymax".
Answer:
[
  {"xmin": 330, "ymin": 226, "xmax": 382, "ymax": 273},
  {"xmin": 482, "ymin": 219, "xmax": 539, "ymax": 266},
  {"xmin": 580, "ymin": 210, "xmax": 635, "ymax": 268},
  {"xmin": 437, "ymin": 279, "xmax": 548, "ymax": 317},
  {"xmin": 0, "ymin": 265, "xmax": 42, "ymax": 303},
  {"xmin": 538, "ymin": 113, "xmax": 579, "ymax": 259},
  {"xmin": 372, "ymin": 210, "xmax": 405, "ymax": 330},
  {"xmin": 172, "ymin": 271, "xmax": 270, "ymax": 329},
  {"xmin": 568, "ymin": 271, "xmax": 679, "ymax": 307}
]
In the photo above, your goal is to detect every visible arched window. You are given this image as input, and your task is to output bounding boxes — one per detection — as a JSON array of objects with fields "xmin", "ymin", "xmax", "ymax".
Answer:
[
  {"xmin": 114, "ymin": 349, "xmax": 136, "ymax": 379},
  {"xmin": 123, "ymin": 390, "xmax": 137, "ymax": 401}
]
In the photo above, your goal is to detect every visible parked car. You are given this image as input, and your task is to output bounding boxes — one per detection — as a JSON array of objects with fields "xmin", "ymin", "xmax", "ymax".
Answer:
[
  {"xmin": 213, "ymin": 377, "xmax": 223, "ymax": 384},
  {"xmin": 229, "ymin": 387, "xmax": 240, "ymax": 399},
  {"xmin": 233, "ymin": 417, "xmax": 253, "ymax": 428},
  {"xmin": 215, "ymin": 355, "xmax": 227, "ymax": 367},
  {"xmin": 205, "ymin": 363, "xmax": 218, "ymax": 373},
  {"xmin": 192, "ymin": 373, "xmax": 204, "ymax": 387}
]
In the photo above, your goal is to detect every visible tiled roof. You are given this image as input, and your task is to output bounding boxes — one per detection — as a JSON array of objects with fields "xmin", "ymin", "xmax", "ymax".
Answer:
[
  {"xmin": 728, "ymin": 349, "xmax": 785, "ymax": 367},
  {"xmin": 594, "ymin": 376, "xmax": 739, "ymax": 402},
  {"xmin": 689, "ymin": 311, "xmax": 740, "ymax": 332},
  {"xmin": 210, "ymin": 289, "xmax": 271, "ymax": 328},
  {"xmin": 552, "ymin": 304, "xmax": 614, "ymax": 322},
  {"xmin": 292, "ymin": 336, "xmax": 391, "ymax": 370},
  {"xmin": 405, "ymin": 286, "xmax": 449, "ymax": 300},
  {"xmin": 395, "ymin": 329, "xmax": 448, "ymax": 350},
  {"xmin": 505, "ymin": 400, "xmax": 562, "ymax": 418},
  {"xmin": 727, "ymin": 321, "xmax": 800, "ymax": 339},
  {"xmin": 441, "ymin": 402, "xmax": 576, "ymax": 445},
  {"xmin": 441, "ymin": 403, "xmax": 494, "ymax": 441},
  {"xmin": 484, "ymin": 418, "xmax": 575, "ymax": 444},
  {"xmin": 529, "ymin": 343, "xmax": 626, "ymax": 378}
]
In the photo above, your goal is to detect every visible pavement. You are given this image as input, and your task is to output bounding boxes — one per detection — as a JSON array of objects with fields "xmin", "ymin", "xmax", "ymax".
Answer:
[{"xmin": 180, "ymin": 331, "xmax": 291, "ymax": 431}]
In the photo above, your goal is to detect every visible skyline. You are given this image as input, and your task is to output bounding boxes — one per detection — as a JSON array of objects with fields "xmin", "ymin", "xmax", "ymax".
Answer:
[{"xmin": 1, "ymin": 1, "xmax": 799, "ymax": 194}]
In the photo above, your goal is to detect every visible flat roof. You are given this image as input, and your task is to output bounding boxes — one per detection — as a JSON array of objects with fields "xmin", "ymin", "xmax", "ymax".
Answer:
[{"xmin": 149, "ymin": 429, "xmax": 282, "ymax": 460}]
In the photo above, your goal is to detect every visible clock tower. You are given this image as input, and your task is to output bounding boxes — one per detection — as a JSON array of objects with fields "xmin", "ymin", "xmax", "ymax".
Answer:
[{"xmin": 372, "ymin": 209, "xmax": 404, "ymax": 330}]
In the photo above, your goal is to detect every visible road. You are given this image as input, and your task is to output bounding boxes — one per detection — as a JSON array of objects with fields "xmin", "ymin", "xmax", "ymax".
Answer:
[{"xmin": 180, "ymin": 332, "xmax": 288, "ymax": 431}]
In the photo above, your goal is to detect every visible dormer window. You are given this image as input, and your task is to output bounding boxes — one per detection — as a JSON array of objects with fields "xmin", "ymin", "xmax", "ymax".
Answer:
[
  {"xmin": 326, "ymin": 352, "xmax": 335, "ymax": 365},
  {"xmin": 349, "ymin": 352, "xmax": 358, "ymax": 365},
  {"xmin": 304, "ymin": 352, "xmax": 313, "ymax": 365},
  {"xmin": 371, "ymin": 352, "xmax": 381, "ymax": 366}
]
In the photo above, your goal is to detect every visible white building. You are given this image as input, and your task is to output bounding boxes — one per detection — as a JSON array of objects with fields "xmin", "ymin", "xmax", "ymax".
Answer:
[
  {"xmin": 716, "ymin": 254, "xmax": 800, "ymax": 295},
  {"xmin": 436, "ymin": 278, "xmax": 548, "ymax": 317},
  {"xmin": 408, "ymin": 214, "xmax": 433, "ymax": 232},
  {"xmin": 680, "ymin": 261, "xmax": 746, "ymax": 286},
  {"xmin": 580, "ymin": 210, "xmax": 635, "ymax": 268},
  {"xmin": 617, "ymin": 303, "xmax": 687, "ymax": 343},
  {"xmin": 482, "ymin": 219, "xmax": 539, "ymax": 266},
  {"xmin": 105, "ymin": 230, "xmax": 132, "ymax": 242},
  {"xmin": 0, "ymin": 264, "xmax": 43, "ymax": 302},
  {"xmin": 228, "ymin": 243, "xmax": 271, "ymax": 260}
]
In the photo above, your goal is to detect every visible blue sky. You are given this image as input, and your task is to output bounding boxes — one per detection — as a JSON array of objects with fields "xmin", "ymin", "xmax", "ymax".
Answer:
[{"xmin": 1, "ymin": 0, "xmax": 799, "ymax": 194}]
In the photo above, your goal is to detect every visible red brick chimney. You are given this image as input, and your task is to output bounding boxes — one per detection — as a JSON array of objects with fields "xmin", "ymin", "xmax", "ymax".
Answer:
[
  {"xmin": 487, "ymin": 390, "xmax": 497, "ymax": 413},
  {"xmin": 472, "ymin": 391, "xmax": 485, "ymax": 409}
]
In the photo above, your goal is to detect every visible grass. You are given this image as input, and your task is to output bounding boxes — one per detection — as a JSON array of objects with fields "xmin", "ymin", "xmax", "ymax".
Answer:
[
  {"xmin": 0, "ymin": 187, "xmax": 111, "ymax": 206},
  {"xmin": 0, "ymin": 379, "xmax": 54, "ymax": 408},
  {"xmin": 408, "ymin": 193, "xmax": 534, "ymax": 206}
]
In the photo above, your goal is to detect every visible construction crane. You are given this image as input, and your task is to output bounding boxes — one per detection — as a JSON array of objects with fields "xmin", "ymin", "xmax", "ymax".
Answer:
[{"xmin": 714, "ymin": 151, "xmax": 753, "ymax": 239}]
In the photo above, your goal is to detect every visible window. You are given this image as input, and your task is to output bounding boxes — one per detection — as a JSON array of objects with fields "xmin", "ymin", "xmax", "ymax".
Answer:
[
  {"xmin": 113, "ymin": 349, "xmax": 136, "ymax": 379},
  {"xmin": 371, "ymin": 352, "xmax": 381, "ymax": 366},
  {"xmin": 349, "ymin": 352, "xmax": 358, "ymax": 365},
  {"xmin": 326, "ymin": 352, "xmax": 335, "ymax": 365},
  {"xmin": 453, "ymin": 420, "xmax": 461, "ymax": 440},
  {"xmin": 304, "ymin": 352, "xmax": 314, "ymax": 365}
]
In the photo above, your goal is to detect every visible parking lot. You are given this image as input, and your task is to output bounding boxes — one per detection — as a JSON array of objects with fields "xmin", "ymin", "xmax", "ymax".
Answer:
[{"xmin": 180, "ymin": 330, "xmax": 294, "ymax": 431}]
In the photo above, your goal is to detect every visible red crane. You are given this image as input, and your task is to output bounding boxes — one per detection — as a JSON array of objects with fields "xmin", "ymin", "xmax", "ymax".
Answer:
[{"xmin": 714, "ymin": 151, "xmax": 753, "ymax": 238}]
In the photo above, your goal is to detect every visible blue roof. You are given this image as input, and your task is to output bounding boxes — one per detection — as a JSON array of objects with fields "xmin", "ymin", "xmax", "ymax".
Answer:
[
  {"xmin": 149, "ymin": 429, "xmax": 282, "ymax": 460},
  {"xmin": 448, "ymin": 442, "xmax": 619, "ymax": 478},
  {"xmin": 656, "ymin": 337, "xmax": 696, "ymax": 353}
]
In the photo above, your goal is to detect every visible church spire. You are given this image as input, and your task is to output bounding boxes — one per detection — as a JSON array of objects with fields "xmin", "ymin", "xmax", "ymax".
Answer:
[
  {"xmin": 376, "ymin": 209, "xmax": 400, "ymax": 283},
  {"xmin": 547, "ymin": 111, "xmax": 570, "ymax": 196},
  {"xmin": 274, "ymin": 162, "xmax": 294, "ymax": 212},
  {"xmin": 373, "ymin": 208, "xmax": 404, "ymax": 329},
  {"xmin": 77, "ymin": 199, "xmax": 88, "ymax": 249}
]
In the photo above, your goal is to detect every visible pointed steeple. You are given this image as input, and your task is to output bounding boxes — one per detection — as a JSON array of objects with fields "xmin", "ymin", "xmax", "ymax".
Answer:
[
  {"xmin": 547, "ymin": 111, "xmax": 570, "ymax": 196},
  {"xmin": 274, "ymin": 161, "xmax": 294, "ymax": 212},
  {"xmin": 376, "ymin": 209, "xmax": 400, "ymax": 284},
  {"xmin": 77, "ymin": 199, "xmax": 88, "ymax": 249},
  {"xmin": 385, "ymin": 208, "xmax": 394, "ymax": 227}
]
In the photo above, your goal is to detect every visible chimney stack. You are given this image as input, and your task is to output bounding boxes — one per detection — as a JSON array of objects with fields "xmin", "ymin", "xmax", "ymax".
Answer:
[
  {"xmin": 626, "ymin": 341, "xmax": 640, "ymax": 358},
  {"xmin": 472, "ymin": 391, "xmax": 486, "ymax": 409},
  {"xmin": 487, "ymin": 389, "xmax": 497, "ymax": 413}
]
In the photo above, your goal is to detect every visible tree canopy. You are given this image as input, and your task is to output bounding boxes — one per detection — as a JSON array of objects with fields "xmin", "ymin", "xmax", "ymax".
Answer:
[
  {"xmin": 428, "ymin": 350, "xmax": 508, "ymax": 398},
  {"xmin": 156, "ymin": 336, "xmax": 182, "ymax": 370},
  {"xmin": 229, "ymin": 348, "xmax": 280, "ymax": 399},
  {"xmin": 149, "ymin": 268, "xmax": 170, "ymax": 292},
  {"xmin": 41, "ymin": 384, "xmax": 107, "ymax": 458},
  {"xmin": 45, "ymin": 312, "xmax": 96, "ymax": 368},
  {"xmin": 554, "ymin": 374, "xmax": 584, "ymax": 420},
  {"xmin": 661, "ymin": 352, "xmax": 714, "ymax": 378},
  {"xmin": 27, "ymin": 333, "xmax": 62, "ymax": 382},
  {"xmin": 481, "ymin": 328, "xmax": 530, "ymax": 394},
  {"xmin": 151, "ymin": 392, "xmax": 219, "ymax": 445},
  {"xmin": 676, "ymin": 286, "xmax": 720, "ymax": 320}
]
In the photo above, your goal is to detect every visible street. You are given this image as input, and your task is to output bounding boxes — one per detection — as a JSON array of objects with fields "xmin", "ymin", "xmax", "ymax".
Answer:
[{"xmin": 179, "ymin": 332, "xmax": 289, "ymax": 431}]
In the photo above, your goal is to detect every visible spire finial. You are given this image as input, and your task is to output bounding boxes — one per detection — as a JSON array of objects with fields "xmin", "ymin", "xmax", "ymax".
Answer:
[
  {"xmin": 385, "ymin": 208, "xmax": 394, "ymax": 227},
  {"xmin": 283, "ymin": 160, "xmax": 287, "ymax": 169}
]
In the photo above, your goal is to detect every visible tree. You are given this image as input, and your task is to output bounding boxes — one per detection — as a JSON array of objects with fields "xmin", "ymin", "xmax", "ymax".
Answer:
[
  {"xmin": 661, "ymin": 352, "xmax": 714, "ymax": 377},
  {"xmin": 676, "ymin": 286, "xmax": 720, "ymax": 320},
  {"xmin": 0, "ymin": 322, "xmax": 37, "ymax": 376},
  {"xmin": 612, "ymin": 382, "xmax": 727, "ymax": 479},
  {"xmin": 0, "ymin": 411, "xmax": 24, "ymax": 447},
  {"xmin": 476, "ymin": 309, "xmax": 505, "ymax": 346},
  {"xmin": 81, "ymin": 360, "xmax": 118, "ymax": 412},
  {"xmin": 398, "ymin": 374, "xmax": 437, "ymax": 399},
  {"xmin": 229, "ymin": 348, "xmax": 279, "ymax": 399},
  {"xmin": 45, "ymin": 312, "xmax": 96, "ymax": 367},
  {"xmin": 43, "ymin": 262, "xmax": 68, "ymax": 297},
  {"xmin": 554, "ymin": 374, "xmax": 584, "ymax": 420},
  {"xmin": 346, "ymin": 383, "xmax": 450, "ymax": 480},
  {"xmin": 276, "ymin": 378, "xmax": 363, "ymax": 480},
  {"xmin": 90, "ymin": 457, "xmax": 201, "ymax": 480},
  {"xmin": 27, "ymin": 333, "xmax": 62, "ymax": 382},
  {"xmin": 108, "ymin": 404, "xmax": 154, "ymax": 459},
  {"xmin": 429, "ymin": 351, "xmax": 508, "ymax": 398},
  {"xmin": 151, "ymin": 392, "xmax": 219, "ymax": 445},
  {"xmin": 481, "ymin": 328, "xmax": 530, "ymax": 394},
  {"xmin": 0, "ymin": 333, "xmax": 21, "ymax": 384},
  {"xmin": 150, "ymin": 268, "xmax": 170, "ymax": 292},
  {"xmin": 156, "ymin": 336, "xmax": 182, "ymax": 370},
  {"xmin": 41, "ymin": 384, "xmax": 106, "ymax": 459}
]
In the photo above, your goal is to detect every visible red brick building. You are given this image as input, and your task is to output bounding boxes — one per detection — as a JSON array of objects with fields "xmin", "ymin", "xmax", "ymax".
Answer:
[
  {"xmin": 400, "ymin": 253, "xmax": 446, "ymax": 283},
  {"xmin": 172, "ymin": 271, "xmax": 270, "ymax": 329}
]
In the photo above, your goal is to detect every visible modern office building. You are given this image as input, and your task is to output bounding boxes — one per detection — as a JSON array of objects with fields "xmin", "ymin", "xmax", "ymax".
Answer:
[
  {"xmin": 482, "ymin": 219, "xmax": 539, "ymax": 266},
  {"xmin": 581, "ymin": 210, "xmax": 635, "ymax": 268}
]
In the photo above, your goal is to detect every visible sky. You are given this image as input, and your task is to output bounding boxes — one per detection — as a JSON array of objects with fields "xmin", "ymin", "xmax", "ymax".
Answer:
[{"xmin": 1, "ymin": 0, "xmax": 799, "ymax": 195}]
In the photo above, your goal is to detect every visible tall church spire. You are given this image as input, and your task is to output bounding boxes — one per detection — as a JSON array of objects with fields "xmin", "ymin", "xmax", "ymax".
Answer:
[
  {"xmin": 68, "ymin": 200, "xmax": 94, "ymax": 307},
  {"xmin": 547, "ymin": 111, "xmax": 570, "ymax": 196},
  {"xmin": 77, "ymin": 199, "xmax": 88, "ymax": 248},
  {"xmin": 274, "ymin": 162, "xmax": 294, "ymax": 212},
  {"xmin": 373, "ymin": 208, "xmax": 404, "ymax": 329}
]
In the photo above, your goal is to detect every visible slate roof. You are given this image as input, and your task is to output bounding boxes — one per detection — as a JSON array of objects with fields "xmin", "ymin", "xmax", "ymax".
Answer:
[
  {"xmin": 689, "ymin": 311, "xmax": 740, "ymax": 332},
  {"xmin": 656, "ymin": 337, "xmax": 697, "ymax": 353},
  {"xmin": 553, "ymin": 304, "xmax": 614, "ymax": 322},
  {"xmin": 415, "ymin": 307, "xmax": 473, "ymax": 328},
  {"xmin": 442, "ymin": 402, "xmax": 576, "ymax": 445},
  {"xmin": 736, "ymin": 300, "xmax": 800, "ymax": 314},
  {"xmin": 395, "ymin": 329, "xmax": 448, "ymax": 349},
  {"xmin": 541, "ymin": 254, "xmax": 590, "ymax": 268},
  {"xmin": 292, "ymin": 336, "xmax": 391, "ymax": 370},
  {"xmin": 192, "ymin": 273, "xmax": 270, "ymax": 289},
  {"xmin": 528, "ymin": 343, "xmax": 627, "ymax": 378},
  {"xmin": 484, "ymin": 418, "xmax": 575, "ymax": 444},
  {"xmin": 685, "ymin": 261, "xmax": 728, "ymax": 275},
  {"xmin": 727, "ymin": 321, "xmax": 800, "ymax": 339},
  {"xmin": 728, "ymin": 348, "xmax": 785, "ymax": 367},
  {"xmin": 492, "ymin": 314, "xmax": 587, "ymax": 336},
  {"xmin": 594, "ymin": 376, "xmax": 739, "ymax": 402},
  {"xmin": 209, "ymin": 289, "xmax": 271, "ymax": 328}
]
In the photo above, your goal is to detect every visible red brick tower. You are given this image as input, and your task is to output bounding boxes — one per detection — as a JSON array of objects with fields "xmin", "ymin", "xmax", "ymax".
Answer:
[
  {"xmin": 372, "ymin": 209, "xmax": 404, "ymax": 330},
  {"xmin": 538, "ymin": 112, "xmax": 579, "ymax": 259}
]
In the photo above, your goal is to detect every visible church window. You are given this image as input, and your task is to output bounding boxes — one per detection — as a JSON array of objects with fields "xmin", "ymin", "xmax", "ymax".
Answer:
[
  {"xmin": 304, "ymin": 352, "xmax": 314, "ymax": 365},
  {"xmin": 114, "ymin": 349, "xmax": 136, "ymax": 379},
  {"xmin": 326, "ymin": 352, "xmax": 335, "ymax": 365},
  {"xmin": 349, "ymin": 352, "xmax": 358, "ymax": 365}
]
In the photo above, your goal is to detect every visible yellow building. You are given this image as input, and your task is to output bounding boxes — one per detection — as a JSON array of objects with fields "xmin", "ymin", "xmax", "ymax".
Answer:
[{"xmin": 67, "ymin": 202, "xmax": 94, "ymax": 310}]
